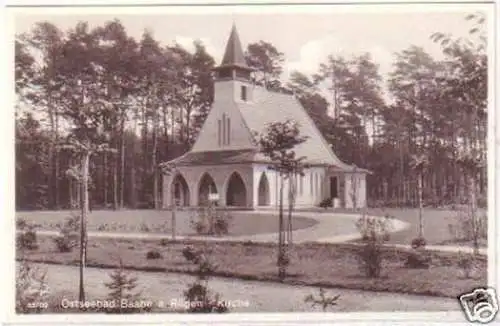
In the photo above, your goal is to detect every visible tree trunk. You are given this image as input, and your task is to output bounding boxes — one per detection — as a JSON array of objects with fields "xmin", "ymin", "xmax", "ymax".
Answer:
[
  {"xmin": 418, "ymin": 172, "xmax": 424, "ymax": 238},
  {"xmin": 113, "ymin": 152, "xmax": 118, "ymax": 210},
  {"xmin": 287, "ymin": 173, "xmax": 296, "ymax": 246},
  {"xmin": 119, "ymin": 113, "xmax": 126, "ymax": 209},
  {"xmin": 103, "ymin": 152, "xmax": 108, "ymax": 207},
  {"xmin": 78, "ymin": 151, "xmax": 90, "ymax": 303},
  {"xmin": 54, "ymin": 106, "xmax": 61, "ymax": 209},
  {"xmin": 278, "ymin": 174, "xmax": 285, "ymax": 280},
  {"xmin": 152, "ymin": 108, "xmax": 159, "ymax": 210},
  {"xmin": 469, "ymin": 174, "xmax": 479, "ymax": 254}
]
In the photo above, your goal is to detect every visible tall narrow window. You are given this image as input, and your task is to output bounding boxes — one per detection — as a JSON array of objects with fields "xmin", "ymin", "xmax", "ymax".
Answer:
[
  {"xmin": 222, "ymin": 113, "xmax": 226, "ymax": 146},
  {"xmin": 217, "ymin": 119, "xmax": 222, "ymax": 146},
  {"xmin": 241, "ymin": 85, "xmax": 247, "ymax": 101},
  {"xmin": 226, "ymin": 117, "xmax": 231, "ymax": 145}
]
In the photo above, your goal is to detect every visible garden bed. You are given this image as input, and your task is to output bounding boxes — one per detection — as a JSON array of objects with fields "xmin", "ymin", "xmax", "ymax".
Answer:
[{"xmin": 18, "ymin": 235, "xmax": 487, "ymax": 299}]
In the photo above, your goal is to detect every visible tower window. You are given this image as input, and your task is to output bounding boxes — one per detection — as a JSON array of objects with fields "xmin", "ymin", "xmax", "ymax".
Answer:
[
  {"xmin": 241, "ymin": 85, "xmax": 247, "ymax": 101},
  {"xmin": 226, "ymin": 117, "xmax": 231, "ymax": 145},
  {"xmin": 217, "ymin": 119, "xmax": 222, "ymax": 146}
]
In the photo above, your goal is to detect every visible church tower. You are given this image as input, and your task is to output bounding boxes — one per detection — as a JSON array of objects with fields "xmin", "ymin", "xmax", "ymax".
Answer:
[{"xmin": 212, "ymin": 24, "xmax": 254, "ymax": 104}]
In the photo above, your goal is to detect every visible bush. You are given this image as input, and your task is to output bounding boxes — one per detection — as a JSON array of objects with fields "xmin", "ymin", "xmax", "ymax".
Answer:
[
  {"xmin": 190, "ymin": 206, "xmax": 232, "ymax": 236},
  {"xmin": 52, "ymin": 215, "xmax": 79, "ymax": 253},
  {"xmin": 103, "ymin": 259, "xmax": 152, "ymax": 313},
  {"xmin": 17, "ymin": 229, "xmax": 38, "ymax": 251},
  {"xmin": 448, "ymin": 211, "xmax": 487, "ymax": 245},
  {"xmin": 319, "ymin": 198, "xmax": 332, "ymax": 209},
  {"xmin": 457, "ymin": 252, "xmax": 476, "ymax": 279},
  {"xmin": 139, "ymin": 223, "xmax": 151, "ymax": 233},
  {"xmin": 354, "ymin": 216, "xmax": 392, "ymax": 278},
  {"xmin": 182, "ymin": 244, "xmax": 227, "ymax": 313},
  {"xmin": 16, "ymin": 219, "xmax": 39, "ymax": 251},
  {"xmin": 184, "ymin": 282, "xmax": 228, "ymax": 313},
  {"xmin": 146, "ymin": 249, "xmax": 162, "ymax": 260},
  {"xmin": 159, "ymin": 238, "xmax": 170, "ymax": 246},
  {"xmin": 16, "ymin": 261, "xmax": 50, "ymax": 313},
  {"xmin": 182, "ymin": 245, "xmax": 202, "ymax": 263},
  {"xmin": 404, "ymin": 251, "xmax": 431, "ymax": 269},
  {"xmin": 411, "ymin": 237, "xmax": 427, "ymax": 249},
  {"xmin": 304, "ymin": 288, "xmax": 340, "ymax": 312}
]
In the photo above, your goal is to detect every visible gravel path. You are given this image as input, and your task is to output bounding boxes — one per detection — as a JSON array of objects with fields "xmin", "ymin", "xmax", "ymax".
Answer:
[{"xmin": 36, "ymin": 263, "xmax": 460, "ymax": 313}]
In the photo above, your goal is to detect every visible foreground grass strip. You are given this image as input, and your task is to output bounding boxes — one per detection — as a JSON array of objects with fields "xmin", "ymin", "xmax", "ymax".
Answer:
[{"xmin": 18, "ymin": 236, "xmax": 487, "ymax": 299}]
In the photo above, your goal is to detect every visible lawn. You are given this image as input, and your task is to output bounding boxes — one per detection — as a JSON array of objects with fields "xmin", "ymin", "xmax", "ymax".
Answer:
[
  {"xmin": 311, "ymin": 207, "xmax": 487, "ymax": 247},
  {"xmin": 18, "ymin": 235, "xmax": 487, "ymax": 299},
  {"xmin": 15, "ymin": 209, "xmax": 318, "ymax": 237}
]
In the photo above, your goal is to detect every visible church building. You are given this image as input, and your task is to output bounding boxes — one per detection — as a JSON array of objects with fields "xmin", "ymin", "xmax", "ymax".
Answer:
[{"xmin": 162, "ymin": 25, "xmax": 369, "ymax": 209}]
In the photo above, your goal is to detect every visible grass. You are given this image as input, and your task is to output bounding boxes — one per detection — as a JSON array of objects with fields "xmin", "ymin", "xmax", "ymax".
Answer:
[
  {"xmin": 15, "ymin": 209, "xmax": 317, "ymax": 237},
  {"xmin": 321, "ymin": 207, "xmax": 487, "ymax": 247},
  {"xmin": 18, "ymin": 235, "xmax": 487, "ymax": 299}
]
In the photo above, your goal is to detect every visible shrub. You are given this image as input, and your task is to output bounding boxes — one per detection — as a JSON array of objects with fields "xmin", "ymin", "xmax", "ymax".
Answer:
[
  {"xmin": 52, "ymin": 215, "xmax": 79, "ymax": 253},
  {"xmin": 304, "ymin": 288, "xmax": 340, "ymax": 311},
  {"xmin": 146, "ymin": 249, "xmax": 162, "ymax": 260},
  {"xmin": 97, "ymin": 223, "xmax": 108, "ymax": 231},
  {"xmin": 182, "ymin": 244, "xmax": 227, "ymax": 313},
  {"xmin": 184, "ymin": 282, "xmax": 228, "ymax": 313},
  {"xmin": 16, "ymin": 261, "xmax": 50, "ymax": 313},
  {"xmin": 354, "ymin": 216, "xmax": 392, "ymax": 278},
  {"xmin": 404, "ymin": 251, "xmax": 431, "ymax": 269},
  {"xmin": 448, "ymin": 211, "xmax": 487, "ymax": 249},
  {"xmin": 182, "ymin": 245, "xmax": 201, "ymax": 263},
  {"xmin": 159, "ymin": 238, "xmax": 170, "ymax": 246},
  {"xmin": 103, "ymin": 260, "xmax": 151, "ymax": 313},
  {"xmin": 139, "ymin": 223, "xmax": 151, "ymax": 233},
  {"xmin": 319, "ymin": 198, "xmax": 332, "ymax": 209},
  {"xmin": 190, "ymin": 207, "xmax": 232, "ymax": 236},
  {"xmin": 411, "ymin": 237, "xmax": 427, "ymax": 249},
  {"xmin": 16, "ymin": 219, "xmax": 39, "ymax": 251},
  {"xmin": 214, "ymin": 211, "xmax": 232, "ymax": 236},
  {"xmin": 17, "ymin": 229, "xmax": 38, "ymax": 251},
  {"xmin": 457, "ymin": 252, "xmax": 476, "ymax": 279}
]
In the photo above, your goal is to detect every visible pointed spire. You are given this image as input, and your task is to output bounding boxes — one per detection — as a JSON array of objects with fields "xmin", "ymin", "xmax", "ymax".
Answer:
[{"xmin": 220, "ymin": 23, "xmax": 248, "ymax": 68}]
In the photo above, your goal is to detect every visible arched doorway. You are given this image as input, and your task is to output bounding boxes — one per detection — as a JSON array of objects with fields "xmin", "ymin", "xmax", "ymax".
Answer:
[
  {"xmin": 258, "ymin": 172, "xmax": 270, "ymax": 206},
  {"xmin": 226, "ymin": 172, "xmax": 247, "ymax": 207},
  {"xmin": 171, "ymin": 174, "xmax": 190, "ymax": 206},
  {"xmin": 198, "ymin": 173, "xmax": 217, "ymax": 206}
]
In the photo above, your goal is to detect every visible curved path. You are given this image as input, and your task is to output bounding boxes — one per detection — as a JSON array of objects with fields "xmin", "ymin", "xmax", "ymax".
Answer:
[
  {"xmin": 37, "ymin": 263, "xmax": 459, "ymax": 313},
  {"xmin": 29, "ymin": 211, "xmax": 408, "ymax": 243},
  {"xmin": 29, "ymin": 210, "xmax": 486, "ymax": 255}
]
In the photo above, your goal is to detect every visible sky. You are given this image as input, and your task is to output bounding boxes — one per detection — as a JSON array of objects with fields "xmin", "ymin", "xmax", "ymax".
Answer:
[{"xmin": 11, "ymin": 4, "xmax": 489, "ymax": 87}]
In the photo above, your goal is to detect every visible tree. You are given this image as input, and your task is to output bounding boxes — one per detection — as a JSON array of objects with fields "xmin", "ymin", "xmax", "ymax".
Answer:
[
  {"xmin": 53, "ymin": 21, "xmax": 118, "ymax": 302},
  {"xmin": 245, "ymin": 41, "xmax": 284, "ymax": 90},
  {"xmin": 24, "ymin": 22, "xmax": 65, "ymax": 209},
  {"xmin": 93, "ymin": 19, "xmax": 141, "ymax": 210},
  {"xmin": 410, "ymin": 153, "xmax": 429, "ymax": 242},
  {"xmin": 15, "ymin": 113, "xmax": 50, "ymax": 210},
  {"xmin": 255, "ymin": 119, "xmax": 308, "ymax": 280}
]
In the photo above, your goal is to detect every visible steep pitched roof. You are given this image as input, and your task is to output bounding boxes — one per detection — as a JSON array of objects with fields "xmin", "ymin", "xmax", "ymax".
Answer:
[
  {"xmin": 218, "ymin": 24, "xmax": 251, "ymax": 69},
  {"xmin": 237, "ymin": 87, "xmax": 353, "ymax": 169}
]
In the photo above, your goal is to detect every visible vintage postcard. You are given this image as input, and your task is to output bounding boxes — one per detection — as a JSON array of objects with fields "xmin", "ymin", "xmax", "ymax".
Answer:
[{"xmin": 2, "ymin": 1, "xmax": 498, "ymax": 325}]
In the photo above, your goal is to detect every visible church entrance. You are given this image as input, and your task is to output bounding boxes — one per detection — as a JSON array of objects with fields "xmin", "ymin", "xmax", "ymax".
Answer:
[
  {"xmin": 172, "ymin": 174, "xmax": 190, "ymax": 206},
  {"xmin": 330, "ymin": 176, "xmax": 338, "ymax": 198},
  {"xmin": 198, "ymin": 173, "xmax": 218, "ymax": 206},
  {"xmin": 226, "ymin": 172, "xmax": 247, "ymax": 207},
  {"xmin": 258, "ymin": 173, "xmax": 270, "ymax": 206}
]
